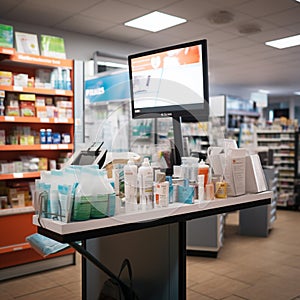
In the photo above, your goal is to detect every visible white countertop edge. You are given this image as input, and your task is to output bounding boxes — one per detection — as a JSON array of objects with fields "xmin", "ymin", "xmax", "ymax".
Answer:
[{"xmin": 33, "ymin": 191, "xmax": 272, "ymax": 236}]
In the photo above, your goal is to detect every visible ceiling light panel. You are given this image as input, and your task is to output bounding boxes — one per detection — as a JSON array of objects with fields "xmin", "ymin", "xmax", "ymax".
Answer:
[
  {"xmin": 265, "ymin": 34, "xmax": 300, "ymax": 49},
  {"xmin": 124, "ymin": 11, "xmax": 186, "ymax": 32}
]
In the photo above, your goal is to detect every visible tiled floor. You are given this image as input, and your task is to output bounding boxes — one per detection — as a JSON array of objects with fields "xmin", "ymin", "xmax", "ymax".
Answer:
[{"xmin": 1, "ymin": 209, "xmax": 299, "ymax": 299}]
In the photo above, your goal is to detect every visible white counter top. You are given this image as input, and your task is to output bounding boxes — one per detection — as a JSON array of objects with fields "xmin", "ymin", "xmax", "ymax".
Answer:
[{"xmin": 33, "ymin": 191, "xmax": 272, "ymax": 236}]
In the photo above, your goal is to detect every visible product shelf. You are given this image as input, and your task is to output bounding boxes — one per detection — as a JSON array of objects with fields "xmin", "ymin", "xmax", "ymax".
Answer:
[
  {"xmin": 0, "ymin": 85, "xmax": 73, "ymax": 96},
  {"xmin": 0, "ymin": 116, "xmax": 74, "ymax": 124},
  {"xmin": 0, "ymin": 47, "xmax": 15, "ymax": 57},
  {"xmin": 1, "ymin": 51, "xmax": 73, "ymax": 68},
  {"xmin": 0, "ymin": 144, "xmax": 74, "ymax": 151},
  {"xmin": 0, "ymin": 242, "xmax": 31, "ymax": 254},
  {"xmin": 0, "ymin": 171, "xmax": 40, "ymax": 181},
  {"xmin": 0, "ymin": 144, "xmax": 73, "ymax": 151}
]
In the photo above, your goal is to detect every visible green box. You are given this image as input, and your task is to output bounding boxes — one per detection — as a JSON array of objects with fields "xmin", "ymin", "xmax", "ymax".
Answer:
[
  {"xmin": 0, "ymin": 24, "xmax": 13, "ymax": 48},
  {"xmin": 40, "ymin": 34, "xmax": 66, "ymax": 58}
]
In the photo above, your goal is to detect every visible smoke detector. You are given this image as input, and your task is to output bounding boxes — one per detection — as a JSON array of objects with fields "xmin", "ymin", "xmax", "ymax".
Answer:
[
  {"xmin": 208, "ymin": 10, "xmax": 234, "ymax": 25},
  {"xmin": 238, "ymin": 23, "xmax": 262, "ymax": 35}
]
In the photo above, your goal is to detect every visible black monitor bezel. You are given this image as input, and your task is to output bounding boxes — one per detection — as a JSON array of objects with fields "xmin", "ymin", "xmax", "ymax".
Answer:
[{"xmin": 128, "ymin": 39, "xmax": 209, "ymax": 122}]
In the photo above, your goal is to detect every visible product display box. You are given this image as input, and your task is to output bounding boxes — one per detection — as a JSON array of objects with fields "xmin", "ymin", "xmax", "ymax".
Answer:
[
  {"xmin": 15, "ymin": 31, "xmax": 40, "ymax": 55},
  {"xmin": 40, "ymin": 34, "xmax": 66, "ymax": 59},
  {"xmin": 0, "ymin": 24, "xmax": 13, "ymax": 48}
]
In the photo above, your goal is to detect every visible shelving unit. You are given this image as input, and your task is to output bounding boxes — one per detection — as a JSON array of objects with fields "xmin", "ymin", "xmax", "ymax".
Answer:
[
  {"xmin": 0, "ymin": 47, "xmax": 75, "ymax": 279},
  {"xmin": 257, "ymin": 129, "xmax": 296, "ymax": 207}
]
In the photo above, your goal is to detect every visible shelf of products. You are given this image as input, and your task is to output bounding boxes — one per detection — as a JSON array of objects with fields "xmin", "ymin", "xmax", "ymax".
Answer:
[
  {"xmin": 0, "ymin": 48, "xmax": 75, "ymax": 278},
  {"xmin": 257, "ymin": 129, "xmax": 296, "ymax": 207}
]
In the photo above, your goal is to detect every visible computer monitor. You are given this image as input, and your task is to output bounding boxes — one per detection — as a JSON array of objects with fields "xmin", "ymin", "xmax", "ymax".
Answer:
[{"xmin": 128, "ymin": 39, "xmax": 209, "ymax": 122}]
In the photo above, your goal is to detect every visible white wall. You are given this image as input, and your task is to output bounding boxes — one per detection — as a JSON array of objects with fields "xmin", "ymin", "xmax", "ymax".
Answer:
[{"xmin": 2, "ymin": 18, "xmax": 146, "ymax": 61}]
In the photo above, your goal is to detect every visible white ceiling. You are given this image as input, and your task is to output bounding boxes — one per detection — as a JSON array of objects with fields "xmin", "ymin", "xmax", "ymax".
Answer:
[{"xmin": 1, "ymin": 0, "xmax": 300, "ymax": 98}]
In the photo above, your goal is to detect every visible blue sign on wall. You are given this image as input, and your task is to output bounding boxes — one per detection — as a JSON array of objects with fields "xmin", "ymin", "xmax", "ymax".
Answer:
[{"xmin": 85, "ymin": 70, "xmax": 130, "ymax": 103}]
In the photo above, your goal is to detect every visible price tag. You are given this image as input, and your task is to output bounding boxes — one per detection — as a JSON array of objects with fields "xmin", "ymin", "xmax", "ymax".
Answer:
[
  {"xmin": 58, "ymin": 144, "xmax": 68, "ymax": 149},
  {"xmin": 4, "ymin": 116, "xmax": 15, "ymax": 121},
  {"xmin": 50, "ymin": 145, "xmax": 58, "ymax": 150},
  {"xmin": 55, "ymin": 89, "xmax": 66, "ymax": 95},
  {"xmin": 40, "ymin": 118, "xmax": 50, "ymax": 123},
  {"xmin": 13, "ymin": 86, "xmax": 23, "ymax": 92},
  {"xmin": 41, "ymin": 145, "xmax": 50, "ymax": 150},
  {"xmin": 13, "ymin": 173, "xmax": 24, "ymax": 178}
]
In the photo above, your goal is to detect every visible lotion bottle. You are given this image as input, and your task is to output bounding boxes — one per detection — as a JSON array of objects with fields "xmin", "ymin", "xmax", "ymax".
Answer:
[
  {"xmin": 138, "ymin": 158, "xmax": 153, "ymax": 210},
  {"xmin": 198, "ymin": 174, "xmax": 205, "ymax": 201},
  {"xmin": 124, "ymin": 158, "xmax": 138, "ymax": 212}
]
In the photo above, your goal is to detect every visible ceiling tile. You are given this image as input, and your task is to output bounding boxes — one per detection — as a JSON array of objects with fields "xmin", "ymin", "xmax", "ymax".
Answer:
[
  {"xmin": 130, "ymin": 32, "xmax": 183, "ymax": 48},
  {"xmin": 0, "ymin": 0, "xmax": 23, "ymax": 17},
  {"xmin": 209, "ymin": 0, "xmax": 251, "ymax": 8},
  {"xmin": 4, "ymin": 2, "xmax": 72, "ymax": 27},
  {"xmin": 203, "ymin": 30, "xmax": 239, "ymax": 45},
  {"xmin": 96, "ymin": 25, "xmax": 148, "ymax": 42},
  {"xmin": 23, "ymin": 0, "xmax": 101, "ymax": 14},
  {"xmin": 118, "ymin": 0, "xmax": 180, "ymax": 10},
  {"xmin": 81, "ymin": 0, "xmax": 148, "ymax": 23},
  {"xmin": 55, "ymin": 15, "xmax": 114, "ymax": 35},
  {"xmin": 163, "ymin": 21, "xmax": 214, "ymax": 40},
  {"xmin": 263, "ymin": 7, "xmax": 300, "ymax": 27},
  {"xmin": 161, "ymin": 0, "xmax": 219, "ymax": 20},
  {"xmin": 247, "ymin": 27, "xmax": 295, "ymax": 43},
  {"xmin": 284, "ymin": 22, "xmax": 300, "ymax": 33},
  {"xmin": 235, "ymin": 0, "xmax": 298, "ymax": 18},
  {"xmin": 221, "ymin": 17, "xmax": 277, "ymax": 36},
  {"xmin": 214, "ymin": 37, "xmax": 257, "ymax": 51}
]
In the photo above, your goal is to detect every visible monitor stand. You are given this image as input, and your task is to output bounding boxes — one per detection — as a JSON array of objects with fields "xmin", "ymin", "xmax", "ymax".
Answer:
[{"xmin": 171, "ymin": 116, "xmax": 184, "ymax": 167}]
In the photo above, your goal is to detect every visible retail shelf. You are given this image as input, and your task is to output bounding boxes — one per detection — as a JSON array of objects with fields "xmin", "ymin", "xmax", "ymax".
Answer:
[
  {"xmin": 273, "ymin": 153, "xmax": 294, "ymax": 157},
  {"xmin": 278, "ymin": 178, "xmax": 295, "ymax": 182},
  {"xmin": 227, "ymin": 110, "xmax": 260, "ymax": 117},
  {"xmin": 0, "ymin": 171, "xmax": 40, "ymax": 181},
  {"xmin": 0, "ymin": 242, "xmax": 31, "ymax": 254},
  {"xmin": 0, "ymin": 144, "xmax": 73, "ymax": 151},
  {"xmin": 0, "ymin": 116, "xmax": 74, "ymax": 124},
  {"xmin": 0, "ymin": 47, "xmax": 15, "ymax": 56},
  {"xmin": 0, "ymin": 206, "xmax": 35, "ymax": 216},
  {"xmin": 0, "ymin": 85, "xmax": 73, "ymax": 96},
  {"xmin": 257, "ymin": 138, "xmax": 281, "ymax": 142},
  {"xmin": 1, "ymin": 52, "xmax": 73, "ymax": 68}
]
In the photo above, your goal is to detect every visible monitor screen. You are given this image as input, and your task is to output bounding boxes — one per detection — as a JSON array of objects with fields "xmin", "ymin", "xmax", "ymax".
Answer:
[{"xmin": 128, "ymin": 39, "xmax": 209, "ymax": 122}]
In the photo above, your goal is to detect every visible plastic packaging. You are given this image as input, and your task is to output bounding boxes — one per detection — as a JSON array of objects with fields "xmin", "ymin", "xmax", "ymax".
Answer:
[
  {"xmin": 178, "ymin": 178, "xmax": 194, "ymax": 204},
  {"xmin": 138, "ymin": 158, "xmax": 153, "ymax": 210}
]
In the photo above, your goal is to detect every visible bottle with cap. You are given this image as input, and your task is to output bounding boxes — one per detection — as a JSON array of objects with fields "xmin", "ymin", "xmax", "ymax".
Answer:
[
  {"xmin": 138, "ymin": 158, "xmax": 153, "ymax": 210},
  {"xmin": 198, "ymin": 174, "xmax": 205, "ymax": 201},
  {"xmin": 198, "ymin": 159, "xmax": 209, "ymax": 187},
  {"xmin": 124, "ymin": 158, "xmax": 138, "ymax": 211}
]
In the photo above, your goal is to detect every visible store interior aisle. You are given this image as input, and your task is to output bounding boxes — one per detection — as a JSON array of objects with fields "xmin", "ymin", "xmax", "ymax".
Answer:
[{"xmin": 0, "ymin": 209, "xmax": 299, "ymax": 300}]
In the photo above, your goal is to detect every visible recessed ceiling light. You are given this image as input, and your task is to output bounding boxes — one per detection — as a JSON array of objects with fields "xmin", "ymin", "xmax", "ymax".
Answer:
[
  {"xmin": 296, "ymin": 0, "xmax": 300, "ymax": 3},
  {"xmin": 265, "ymin": 34, "xmax": 300, "ymax": 49},
  {"xmin": 124, "ymin": 11, "xmax": 186, "ymax": 32}
]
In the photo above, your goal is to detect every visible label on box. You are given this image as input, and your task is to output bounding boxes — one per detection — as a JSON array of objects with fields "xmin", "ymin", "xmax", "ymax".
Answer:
[
  {"xmin": 13, "ymin": 86, "xmax": 23, "ymax": 92},
  {"xmin": 19, "ymin": 94, "xmax": 36, "ymax": 101},
  {"xmin": 55, "ymin": 89, "xmax": 66, "ymax": 95},
  {"xmin": 4, "ymin": 116, "xmax": 15, "ymax": 121},
  {"xmin": 13, "ymin": 173, "xmax": 24, "ymax": 178}
]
